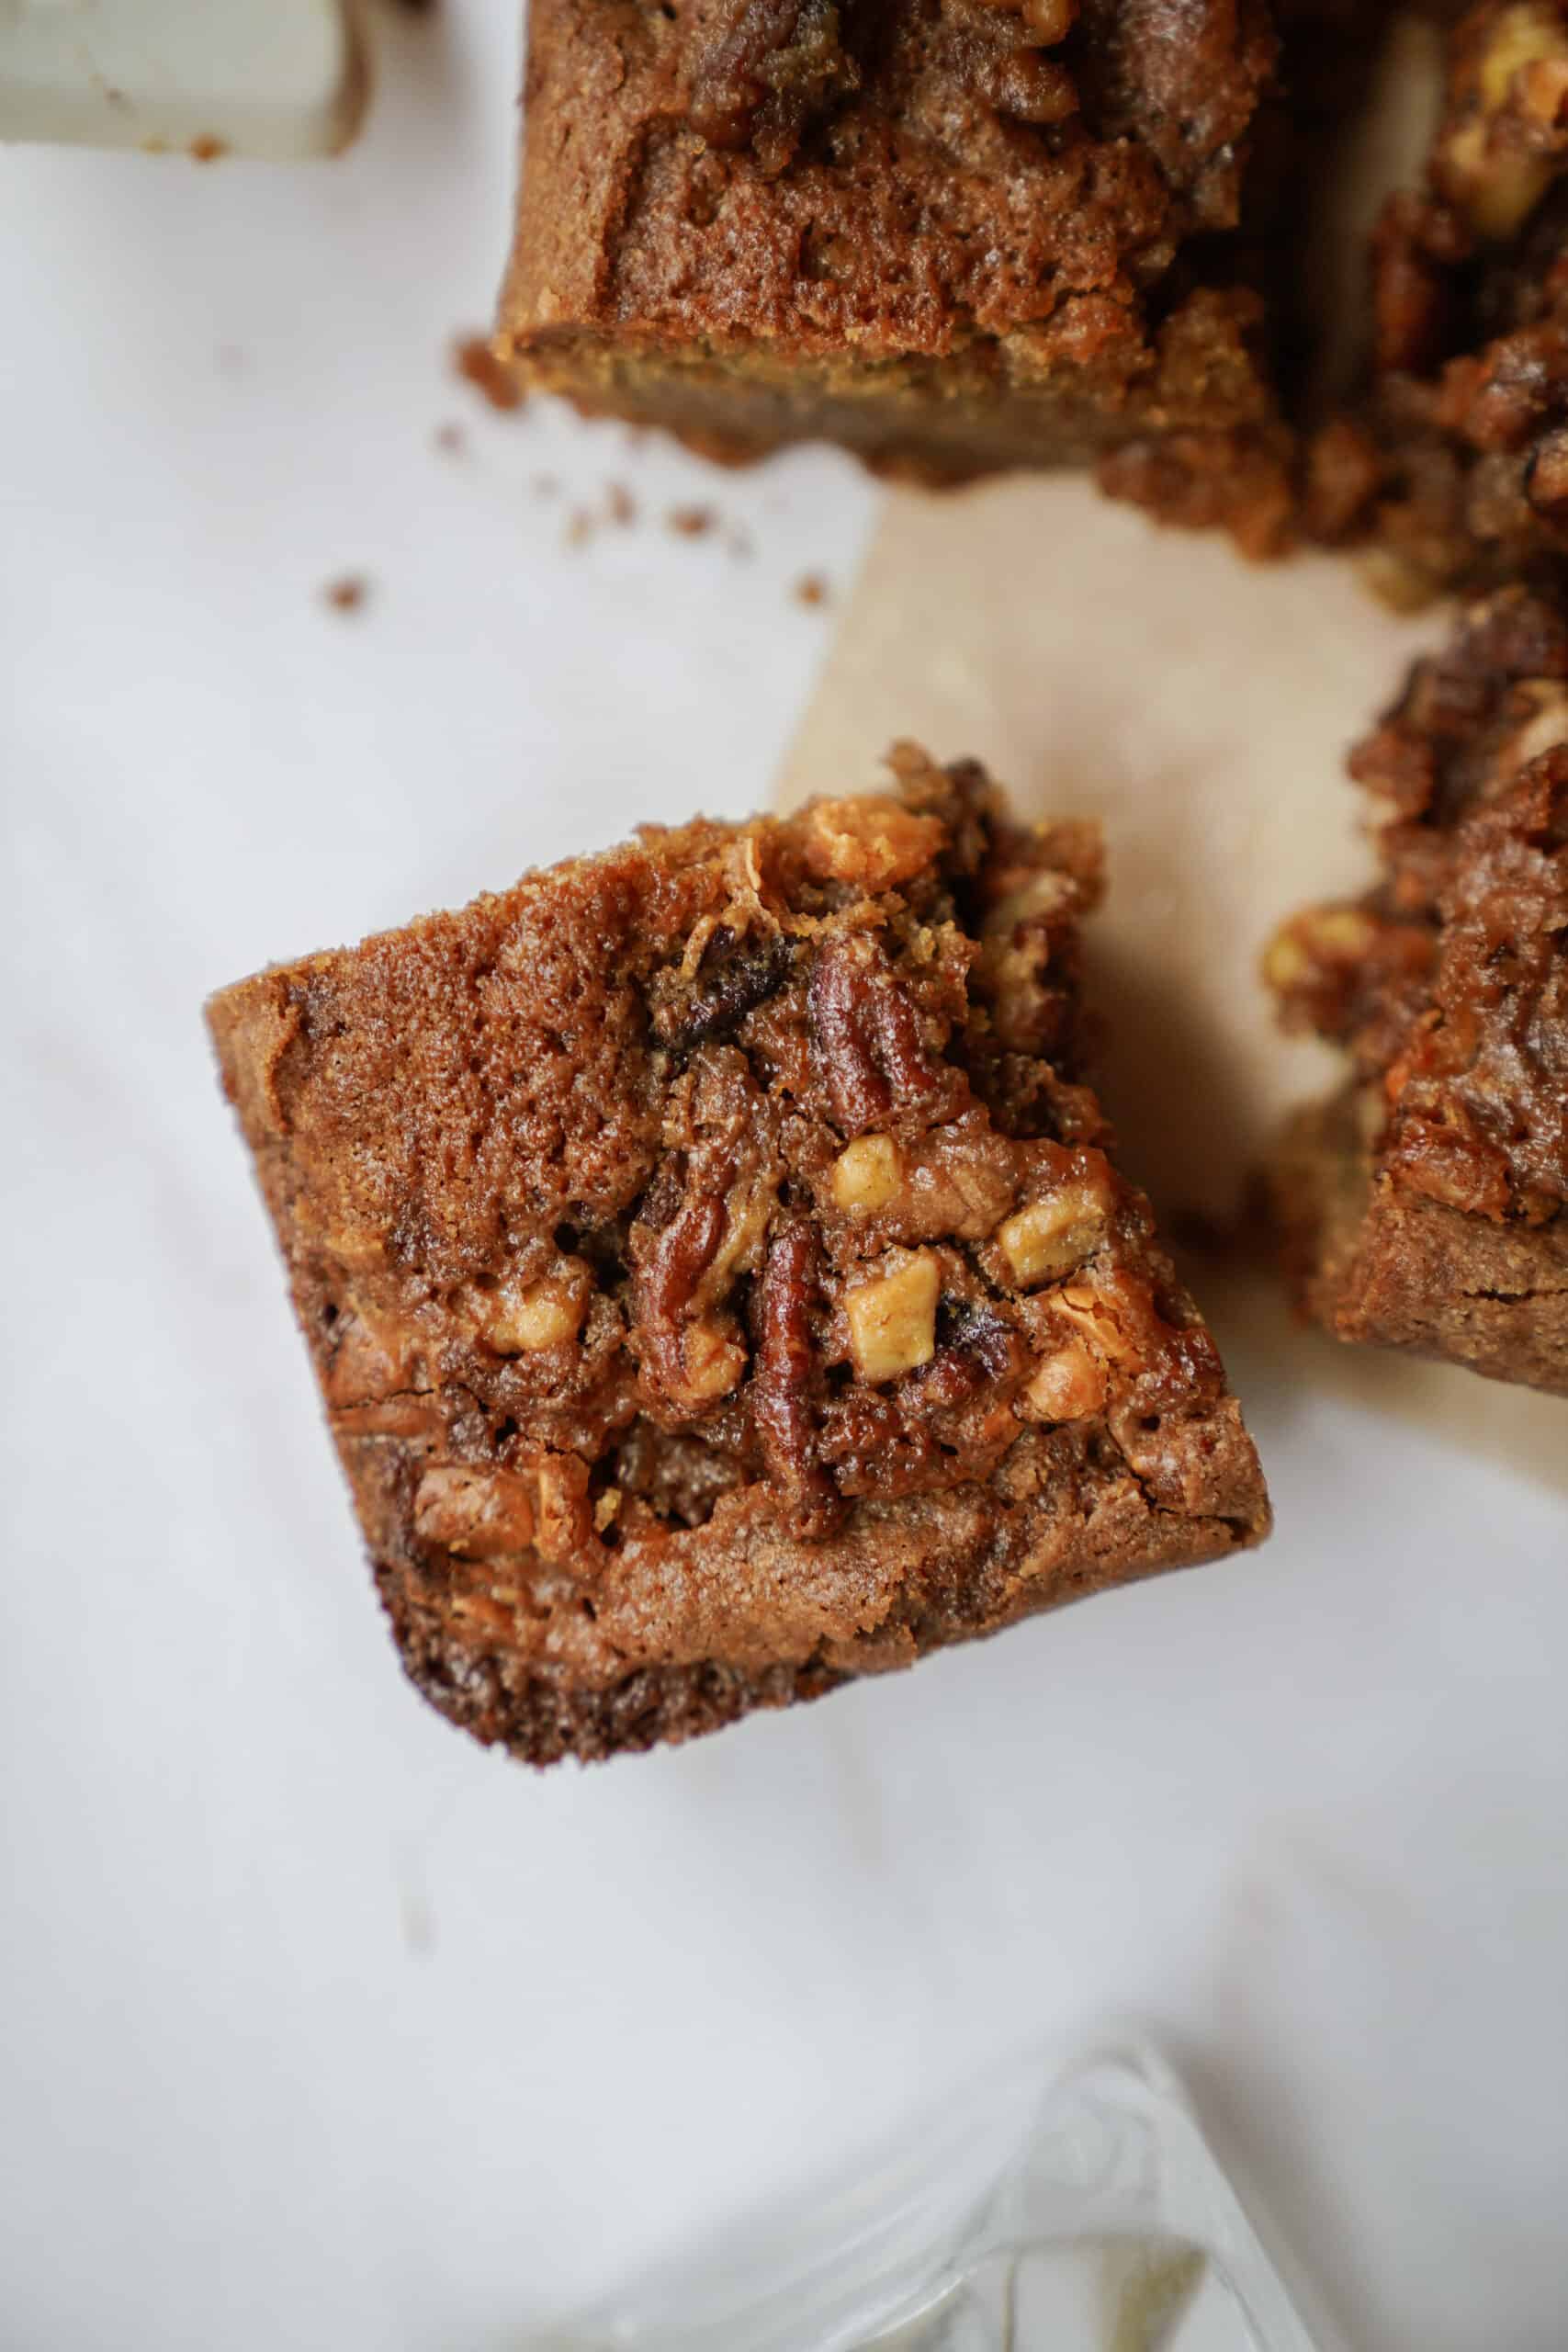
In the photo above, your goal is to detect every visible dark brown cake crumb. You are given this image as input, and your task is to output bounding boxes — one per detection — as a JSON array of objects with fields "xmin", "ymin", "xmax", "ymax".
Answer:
[
  {"xmin": 434, "ymin": 422, "xmax": 467, "ymax": 457},
  {"xmin": 189, "ymin": 134, "xmax": 227, "ymax": 163},
  {"xmin": 606, "ymin": 482, "xmax": 638, "ymax": 526},
  {"xmin": 668, "ymin": 504, "xmax": 716, "ymax": 538},
  {"xmin": 209, "ymin": 752, "xmax": 1269, "ymax": 1766},
  {"xmin": 454, "ymin": 334, "xmax": 528, "ymax": 413},
  {"xmin": 322, "ymin": 575, "xmax": 370, "ymax": 614},
  {"xmin": 794, "ymin": 571, "xmax": 829, "ymax": 607},
  {"xmin": 1267, "ymin": 583, "xmax": 1568, "ymax": 1393}
]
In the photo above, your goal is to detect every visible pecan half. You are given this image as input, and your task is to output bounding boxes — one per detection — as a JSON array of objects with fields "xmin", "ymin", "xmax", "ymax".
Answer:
[
  {"xmin": 752, "ymin": 1217, "xmax": 842, "ymax": 1537},
  {"xmin": 807, "ymin": 932, "xmax": 943, "ymax": 1135}
]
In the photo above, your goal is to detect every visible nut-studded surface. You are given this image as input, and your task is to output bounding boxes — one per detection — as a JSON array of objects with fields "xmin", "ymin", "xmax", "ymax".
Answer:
[
  {"xmin": 210, "ymin": 751, "xmax": 1269, "ymax": 1766},
  {"xmin": 1305, "ymin": 0, "xmax": 1568, "ymax": 601},
  {"xmin": 1268, "ymin": 586, "xmax": 1568, "ymax": 1393}
]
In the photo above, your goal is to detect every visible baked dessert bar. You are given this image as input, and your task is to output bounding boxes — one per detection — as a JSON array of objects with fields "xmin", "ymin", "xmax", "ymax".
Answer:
[
  {"xmin": 1306, "ymin": 0, "xmax": 1568, "ymax": 601},
  {"xmin": 209, "ymin": 752, "xmax": 1270, "ymax": 1765},
  {"xmin": 499, "ymin": 0, "xmax": 1304, "ymax": 554},
  {"xmin": 1267, "ymin": 585, "xmax": 1568, "ymax": 1393}
]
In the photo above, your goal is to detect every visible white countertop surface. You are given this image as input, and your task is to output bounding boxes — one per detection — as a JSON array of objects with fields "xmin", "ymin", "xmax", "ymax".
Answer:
[{"xmin": 2, "ymin": 7, "xmax": 1565, "ymax": 2348}]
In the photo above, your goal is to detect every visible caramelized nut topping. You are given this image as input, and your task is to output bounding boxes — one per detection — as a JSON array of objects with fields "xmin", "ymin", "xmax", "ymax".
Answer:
[
  {"xmin": 489, "ymin": 1276, "xmax": 585, "ymax": 1354},
  {"xmin": 803, "ymin": 796, "xmax": 948, "ymax": 889},
  {"xmin": 682, "ymin": 1320, "xmax": 750, "ymax": 1401},
  {"xmin": 1020, "ymin": 1341, "xmax": 1107, "ymax": 1423},
  {"xmin": 996, "ymin": 1184, "xmax": 1106, "ymax": 1286},
  {"xmin": 844, "ymin": 1250, "xmax": 941, "ymax": 1382},
  {"xmin": 1053, "ymin": 1281, "xmax": 1138, "ymax": 1363},
  {"xmin": 830, "ymin": 1133, "xmax": 902, "ymax": 1214}
]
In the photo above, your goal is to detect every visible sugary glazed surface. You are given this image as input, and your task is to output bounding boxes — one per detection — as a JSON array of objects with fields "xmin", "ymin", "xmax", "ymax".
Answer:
[
  {"xmin": 502, "ymin": 0, "xmax": 1304, "ymax": 551},
  {"xmin": 211, "ymin": 752, "xmax": 1269, "ymax": 1764},
  {"xmin": 1269, "ymin": 586, "xmax": 1568, "ymax": 1392}
]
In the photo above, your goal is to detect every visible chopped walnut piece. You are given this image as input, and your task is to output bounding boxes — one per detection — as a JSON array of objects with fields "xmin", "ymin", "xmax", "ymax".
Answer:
[
  {"xmin": 1053, "ymin": 1280, "xmax": 1140, "ymax": 1364},
  {"xmin": 995, "ymin": 1183, "xmax": 1107, "ymax": 1286},
  {"xmin": 414, "ymin": 1466, "xmax": 536, "ymax": 1557},
  {"xmin": 844, "ymin": 1250, "xmax": 941, "ymax": 1382},
  {"xmin": 1020, "ymin": 1340, "xmax": 1107, "ymax": 1423},
  {"xmin": 830, "ymin": 1133, "xmax": 902, "ymax": 1214},
  {"xmin": 802, "ymin": 796, "xmax": 947, "ymax": 890},
  {"xmin": 682, "ymin": 1320, "xmax": 750, "ymax": 1400},
  {"xmin": 488, "ymin": 1276, "xmax": 585, "ymax": 1354}
]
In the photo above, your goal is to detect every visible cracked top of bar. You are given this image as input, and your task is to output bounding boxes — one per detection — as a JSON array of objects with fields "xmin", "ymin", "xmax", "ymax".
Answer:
[{"xmin": 209, "ymin": 750, "xmax": 1269, "ymax": 1765}]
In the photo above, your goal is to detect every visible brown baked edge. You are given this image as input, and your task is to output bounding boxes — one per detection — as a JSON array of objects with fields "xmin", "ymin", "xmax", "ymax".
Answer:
[
  {"xmin": 1273, "ymin": 1089, "xmax": 1568, "ymax": 1396},
  {"xmin": 371, "ymin": 1486, "xmax": 1261, "ymax": 1767}
]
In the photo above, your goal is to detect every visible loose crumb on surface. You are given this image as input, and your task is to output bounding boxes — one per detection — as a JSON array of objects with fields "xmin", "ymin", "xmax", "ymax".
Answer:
[
  {"xmin": 564, "ymin": 509, "xmax": 595, "ymax": 548},
  {"xmin": 434, "ymin": 421, "xmax": 467, "ymax": 456},
  {"xmin": 667, "ymin": 504, "xmax": 716, "ymax": 538},
  {"xmin": 189, "ymin": 135, "xmax": 227, "ymax": 163},
  {"xmin": 727, "ymin": 527, "xmax": 754, "ymax": 560},
  {"xmin": 606, "ymin": 482, "xmax": 637, "ymax": 527},
  {"xmin": 323, "ymin": 575, "xmax": 370, "ymax": 615},
  {"xmin": 794, "ymin": 572, "xmax": 829, "ymax": 607},
  {"xmin": 453, "ymin": 334, "xmax": 527, "ymax": 413}
]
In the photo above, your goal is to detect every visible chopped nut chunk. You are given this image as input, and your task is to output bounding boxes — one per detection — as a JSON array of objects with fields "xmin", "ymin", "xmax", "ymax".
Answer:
[
  {"xmin": 803, "ymin": 796, "xmax": 946, "ymax": 890},
  {"xmin": 830, "ymin": 1134, "xmax": 902, "ymax": 1214},
  {"xmin": 1021, "ymin": 1342, "xmax": 1107, "ymax": 1424},
  {"xmin": 996, "ymin": 1186, "xmax": 1106, "ymax": 1287},
  {"xmin": 489, "ymin": 1277, "xmax": 585, "ymax": 1353},
  {"xmin": 682, "ymin": 1320, "xmax": 750, "ymax": 1401},
  {"xmin": 844, "ymin": 1250, "xmax": 941, "ymax": 1382}
]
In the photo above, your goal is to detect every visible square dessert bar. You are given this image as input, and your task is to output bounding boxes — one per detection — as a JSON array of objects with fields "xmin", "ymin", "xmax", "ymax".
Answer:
[
  {"xmin": 1268, "ymin": 586, "xmax": 1568, "ymax": 1393},
  {"xmin": 499, "ymin": 0, "xmax": 1304, "ymax": 554},
  {"xmin": 1306, "ymin": 0, "xmax": 1568, "ymax": 600},
  {"xmin": 210, "ymin": 752, "xmax": 1269, "ymax": 1765}
]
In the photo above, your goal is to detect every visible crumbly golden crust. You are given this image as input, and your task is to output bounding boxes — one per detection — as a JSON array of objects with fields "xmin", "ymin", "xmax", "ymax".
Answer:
[
  {"xmin": 210, "ymin": 753, "xmax": 1269, "ymax": 1765},
  {"xmin": 1268, "ymin": 586, "xmax": 1568, "ymax": 1393},
  {"xmin": 501, "ymin": 0, "xmax": 1308, "ymax": 549}
]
